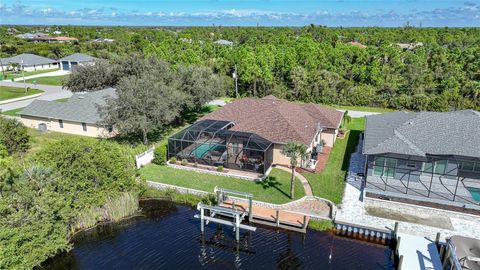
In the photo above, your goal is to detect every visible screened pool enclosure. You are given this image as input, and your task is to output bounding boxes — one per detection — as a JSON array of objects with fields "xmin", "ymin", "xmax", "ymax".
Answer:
[{"xmin": 168, "ymin": 120, "xmax": 273, "ymax": 174}]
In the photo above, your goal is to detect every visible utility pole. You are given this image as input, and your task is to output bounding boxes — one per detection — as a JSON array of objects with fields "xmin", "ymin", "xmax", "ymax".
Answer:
[
  {"xmin": 232, "ymin": 65, "xmax": 238, "ymax": 98},
  {"xmin": 0, "ymin": 58, "xmax": 5, "ymax": 80},
  {"xmin": 21, "ymin": 58, "xmax": 27, "ymax": 93}
]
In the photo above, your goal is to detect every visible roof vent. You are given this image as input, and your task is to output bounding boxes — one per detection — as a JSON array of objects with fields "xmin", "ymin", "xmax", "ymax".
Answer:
[{"xmin": 408, "ymin": 121, "xmax": 413, "ymax": 125}]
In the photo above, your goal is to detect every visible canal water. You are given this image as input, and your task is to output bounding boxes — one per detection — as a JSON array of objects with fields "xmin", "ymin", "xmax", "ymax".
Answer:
[{"xmin": 42, "ymin": 200, "xmax": 393, "ymax": 270}]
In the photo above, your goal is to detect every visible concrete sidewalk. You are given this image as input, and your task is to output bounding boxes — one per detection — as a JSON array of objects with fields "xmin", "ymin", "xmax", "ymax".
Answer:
[{"xmin": 0, "ymin": 81, "xmax": 72, "ymax": 112}]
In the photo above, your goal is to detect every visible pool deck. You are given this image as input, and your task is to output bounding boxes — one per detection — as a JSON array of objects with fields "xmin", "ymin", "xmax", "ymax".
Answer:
[{"xmin": 397, "ymin": 233, "xmax": 443, "ymax": 270}]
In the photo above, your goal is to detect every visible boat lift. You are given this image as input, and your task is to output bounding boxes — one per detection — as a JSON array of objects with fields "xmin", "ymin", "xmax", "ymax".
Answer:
[{"xmin": 194, "ymin": 203, "xmax": 256, "ymax": 241}]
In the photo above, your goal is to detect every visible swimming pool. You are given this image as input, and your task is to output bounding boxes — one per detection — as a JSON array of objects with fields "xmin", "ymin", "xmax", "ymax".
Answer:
[
  {"xmin": 191, "ymin": 143, "xmax": 223, "ymax": 158},
  {"xmin": 467, "ymin": 187, "xmax": 480, "ymax": 202}
]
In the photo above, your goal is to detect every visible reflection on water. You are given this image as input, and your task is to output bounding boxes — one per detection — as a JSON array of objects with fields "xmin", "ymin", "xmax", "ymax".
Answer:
[{"xmin": 41, "ymin": 199, "xmax": 393, "ymax": 270}]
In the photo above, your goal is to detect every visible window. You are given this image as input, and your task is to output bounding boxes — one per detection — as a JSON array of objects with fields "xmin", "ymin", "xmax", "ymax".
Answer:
[
  {"xmin": 373, "ymin": 157, "xmax": 385, "ymax": 176},
  {"xmin": 82, "ymin": 123, "xmax": 87, "ymax": 131},
  {"xmin": 406, "ymin": 161, "xmax": 417, "ymax": 168},
  {"xmin": 434, "ymin": 160, "xmax": 447, "ymax": 174},
  {"xmin": 460, "ymin": 161, "xmax": 475, "ymax": 171},
  {"xmin": 475, "ymin": 162, "xmax": 480, "ymax": 172},
  {"xmin": 373, "ymin": 157, "xmax": 396, "ymax": 177},
  {"xmin": 58, "ymin": 119, "xmax": 63, "ymax": 128},
  {"xmin": 424, "ymin": 162, "xmax": 434, "ymax": 173},
  {"xmin": 108, "ymin": 126, "xmax": 113, "ymax": 133}
]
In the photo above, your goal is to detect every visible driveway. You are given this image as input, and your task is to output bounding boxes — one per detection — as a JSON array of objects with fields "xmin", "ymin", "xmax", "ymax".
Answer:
[
  {"xmin": 7, "ymin": 70, "xmax": 70, "ymax": 82},
  {"xmin": 0, "ymin": 81, "xmax": 72, "ymax": 112}
]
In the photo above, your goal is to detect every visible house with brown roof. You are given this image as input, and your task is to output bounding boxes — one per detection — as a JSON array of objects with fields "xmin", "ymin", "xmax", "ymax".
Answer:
[{"xmin": 168, "ymin": 96, "xmax": 344, "ymax": 175}]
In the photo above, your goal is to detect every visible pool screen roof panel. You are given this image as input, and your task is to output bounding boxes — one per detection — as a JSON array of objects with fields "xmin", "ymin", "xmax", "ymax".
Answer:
[{"xmin": 170, "ymin": 119, "xmax": 272, "ymax": 151}]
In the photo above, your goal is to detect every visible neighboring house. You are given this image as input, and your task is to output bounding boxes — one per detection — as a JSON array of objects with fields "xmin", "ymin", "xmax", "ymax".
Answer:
[
  {"xmin": 396, "ymin": 42, "xmax": 423, "ymax": 50},
  {"xmin": 0, "ymin": 53, "xmax": 58, "ymax": 72},
  {"xmin": 213, "ymin": 39, "xmax": 233, "ymax": 46},
  {"xmin": 15, "ymin": 33, "xmax": 78, "ymax": 43},
  {"xmin": 20, "ymin": 88, "xmax": 116, "ymax": 138},
  {"xmin": 58, "ymin": 53, "xmax": 96, "ymax": 71},
  {"xmin": 348, "ymin": 41, "xmax": 367, "ymax": 49},
  {"xmin": 363, "ymin": 110, "xmax": 480, "ymax": 210},
  {"xmin": 168, "ymin": 95, "xmax": 344, "ymax": 175},
  {"xmin": 91, "ymin": 38, "xmax": 114, "ymax": 43}
]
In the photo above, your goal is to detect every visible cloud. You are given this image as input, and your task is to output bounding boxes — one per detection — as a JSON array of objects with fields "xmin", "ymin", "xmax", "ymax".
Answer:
[{"xmin": 0, "ymin": 1, "xmax": 479, "ymax": 26}]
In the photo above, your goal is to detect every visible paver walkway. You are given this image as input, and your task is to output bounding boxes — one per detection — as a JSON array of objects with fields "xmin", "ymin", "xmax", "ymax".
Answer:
[
  {"xmin": 275, "ymin": 165, "xmax": 313, "ymax": 196},
  {"xmin": 0, "ymin": 81, "xmax": 72, "ymax": 111}
]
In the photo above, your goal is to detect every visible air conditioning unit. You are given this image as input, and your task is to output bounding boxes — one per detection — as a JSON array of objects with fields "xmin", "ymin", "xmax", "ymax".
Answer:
[{"xmin": 38, "ymin": 123, "xmax": 47, "ymax": 132}]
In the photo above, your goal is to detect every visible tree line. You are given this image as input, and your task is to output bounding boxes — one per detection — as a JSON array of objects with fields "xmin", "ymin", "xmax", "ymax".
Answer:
[{"xmin": 1, "ymin": 25, "xmax": 478, "ymax": 111}]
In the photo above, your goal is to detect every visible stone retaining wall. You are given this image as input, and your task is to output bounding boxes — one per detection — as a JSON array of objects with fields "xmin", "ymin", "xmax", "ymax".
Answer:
[
  {"xmin": 167, "ymin": 161, "xmax": 266, "ymax": 181},
  {"xmin": 147, "ymin": 181, "xmax": 211, "ymax": 197}
]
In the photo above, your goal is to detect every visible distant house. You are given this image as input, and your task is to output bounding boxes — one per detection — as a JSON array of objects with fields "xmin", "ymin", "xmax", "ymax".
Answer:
[
  {"xmin": 20, "ymin": 88, "xmax": 116, "ymax": 137},
  {"xmin": 396, "ymin": 42, "xmax": 423, "ymax": 50},
  {"xmin": 168, "ymin": 96, "xmax": 344, "ymax": 175},
  {"xmin": 213, "ymin": 39, "xmax": 233, "ymax": 46},
  {"xmin": 58, "ymin": 53, "xmax": 96, "ymax": 71},
  {"xmin": 348, "ymin": 41, "xmax": 367, "ymax": 49},
  {"xmin": 52, "ymin": 30, "xmax": 62, "ymax": 35},
  {"xmin": 91, "ymin": 38, "xmax": 114, "ymax": 43},
  {"xmin": 15, "ymin": 33, "xmax": 78, "ymax": 43},
  {"xmin": 0, "ymin": 53, "xmax": 58, "ymax": 72},
  {"xmin": 363, "ymin": 110, "xmax": 480, "ymax": 211}
]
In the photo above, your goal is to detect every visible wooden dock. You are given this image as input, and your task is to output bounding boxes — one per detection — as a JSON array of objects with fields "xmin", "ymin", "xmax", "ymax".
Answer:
[{"xmin": 220, "ymin": 200, "xmax": 309, "ymax": 233}]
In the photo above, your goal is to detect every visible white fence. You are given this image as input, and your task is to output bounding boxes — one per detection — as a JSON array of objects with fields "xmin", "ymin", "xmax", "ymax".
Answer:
[{"xmin": 135, "ymin": 147, "xmax": 155, "ymax": 169}]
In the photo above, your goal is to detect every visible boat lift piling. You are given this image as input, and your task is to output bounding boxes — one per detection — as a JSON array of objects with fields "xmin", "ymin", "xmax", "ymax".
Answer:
[{"xmin": 194, "ymin": 203, "xmax": 256, "ymax": 242}]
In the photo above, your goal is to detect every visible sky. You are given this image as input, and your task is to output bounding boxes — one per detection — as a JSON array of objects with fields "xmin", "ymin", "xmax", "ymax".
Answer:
[{"xmin": 0, "ymin": 0, "xmax": 479, "ymax": 27}]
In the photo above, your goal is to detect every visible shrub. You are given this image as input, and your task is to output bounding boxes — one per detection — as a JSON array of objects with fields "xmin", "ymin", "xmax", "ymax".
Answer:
[
  {"xmin": 152, "ymin": 143, "xmax": 167, "ymax": 165},
  {"xmin": 169, "ymin": 157, "xmax": 177, "ymax": 164},
  {"xmin": 216, "ymin": 165, "xmax": 224, "ymax": 172},
  {"xmin": 0, "ymin": 116, "xmax": 30, "ymax": 154},
  {"xmin": 194, "ymin": 162, "xmax": 199, "ymax": 167},
  {"xmin": 181, "ymin": 159, "xmax": 188, "ymax": 166}
]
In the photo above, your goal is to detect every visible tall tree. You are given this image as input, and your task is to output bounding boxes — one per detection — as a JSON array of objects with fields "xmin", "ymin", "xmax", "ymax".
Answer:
[{"xmin": 281, "ymin": 142, "xmax": 308, "ymax": 199}]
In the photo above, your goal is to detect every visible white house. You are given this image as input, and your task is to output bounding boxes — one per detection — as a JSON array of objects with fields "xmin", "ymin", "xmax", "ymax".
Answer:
[
  {"xmin": 58, "ymin": 53, "xmax": 96, "ymax": 71},
  {"xmin": 0, "ymin": 53, "xmax": 58, "ymax": 72}
]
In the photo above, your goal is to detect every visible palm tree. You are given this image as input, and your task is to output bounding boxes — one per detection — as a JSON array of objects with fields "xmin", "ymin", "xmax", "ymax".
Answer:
[{"xmin": 281, "ymin": 141, "xmax": 308, "ymax": 199}]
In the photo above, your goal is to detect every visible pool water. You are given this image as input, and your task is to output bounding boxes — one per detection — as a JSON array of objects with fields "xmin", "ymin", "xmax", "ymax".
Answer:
[
  {"xmin": 192, "ymin": 143, "xmax": 223, "ymax": 158},
  {"xmin": 467, "ymin": 187, "xmax": 480, "ymax": 202},
  {"xmin": 41, "ymin": 200, "xmax": 393, "ymax": 270}
]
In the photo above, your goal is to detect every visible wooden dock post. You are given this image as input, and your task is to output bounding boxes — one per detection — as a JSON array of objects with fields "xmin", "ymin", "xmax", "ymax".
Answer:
[
  {"xmin": 248, "ymin": 197, "xmax": 253, "ymax": 221},
  {"xmin": 435, "ymin": 232, "xmax": 441, "ymax": 250},
  {"xmin": 398, "ymin": 255, "xmax": 404, "ymax": 270},
  {"xmin": 275, "ymin": 210, "xmax": 280, "ymax": 227},
  {"xmin": 235, "ymin": 213, "xmax": 240, "ymax": 241},
  {"xmin": 302, "ymin": 215, "xmax": 307, "ymax": 230},
  {"xmin": 393, "ymin": 222, "xmax": 399, "ymax": 237},
  {"xmin": 200, "ymin": 207, "xmax": 205, "ymax": 233}
]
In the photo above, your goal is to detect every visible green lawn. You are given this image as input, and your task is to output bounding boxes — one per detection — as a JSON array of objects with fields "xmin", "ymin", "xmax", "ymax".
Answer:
[
  {"xmin": 302, "ymin": 117, "xmax": 365, "ymax": 204},
  {"xmin": 140, "ymin": 165, "xmax": 305, "ymax": 204},
  {"xmin": 1, "ymin": 107, "xmax": 23, "ymax": 116},
  {"xmin": 3, "ymin": 69, "xmax": 60, "ymax": 80},
  {"xmin": 0, "ymin": 86, "xmax": 43, "ymax": 102},
  {"xmin": 25, "ymin": 75, "xmax": 69, "ymax": 86}
]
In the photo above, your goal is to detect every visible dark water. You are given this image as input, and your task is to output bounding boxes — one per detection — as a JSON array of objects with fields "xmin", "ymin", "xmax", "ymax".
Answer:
[{"xmin": 42, "ymin": 200, "xmax": 393, "ymax": 270}]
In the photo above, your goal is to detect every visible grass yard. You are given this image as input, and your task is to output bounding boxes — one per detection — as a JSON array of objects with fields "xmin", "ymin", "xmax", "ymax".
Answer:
[
  {"xmin": 302, "ymin": 117, "xmax": 365, "ymax": 204},
  {"xmin": 1, "ymin": 107, "xmax": 23, "ymax": 116},
  {"xmin": 25, "ymin": 75, "xmax": 69, "ymax": 86},
  {"xmin": 3, "ymin": 69, "xmax": 60, "ymax": 79},
  {"xmin": 0, "ymin": 86, "xmax": 43, "ymax": 102},
  {"xmin": 140, "ymin": 165, "xmax": 305, "ymax": 204}
]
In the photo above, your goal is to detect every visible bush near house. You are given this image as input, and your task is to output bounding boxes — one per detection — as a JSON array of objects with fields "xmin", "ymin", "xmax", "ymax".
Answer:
[{"xmin": 152, "ymin": 143, "xmax": 167, "ymax": 165}]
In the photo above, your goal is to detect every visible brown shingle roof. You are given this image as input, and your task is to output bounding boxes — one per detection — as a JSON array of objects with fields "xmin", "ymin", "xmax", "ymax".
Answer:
[{"xmin": 201, "ymin": 96, "xmax": 344, "ymax": 145}]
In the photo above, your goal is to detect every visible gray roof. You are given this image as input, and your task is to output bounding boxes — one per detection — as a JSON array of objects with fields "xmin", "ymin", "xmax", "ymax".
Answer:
[
  {"xmin": 363, "ymin": 110, "xmax": 480, "ymax": 158},
  {"xmin": 213, "ymin": 39, "xmax": 233, "ymax": 46},
  {"xmin": 58, "ymin": 53, "xmax": 95, "ymax": 62},
  {"xmin": 20, "ymin": 88, "xmax": 116, "ymax": 124},
  {"xmin": 0, "ymin": 53, "xmax": 57, "ymax": 66}
]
